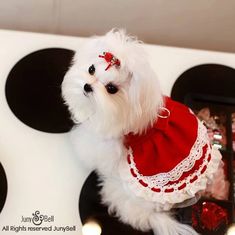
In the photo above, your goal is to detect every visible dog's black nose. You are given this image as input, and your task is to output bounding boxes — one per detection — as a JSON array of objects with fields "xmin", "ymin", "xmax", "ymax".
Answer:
[{"xmin": 84, "ymin": 83, "xmax": 93, "ymax": 93}]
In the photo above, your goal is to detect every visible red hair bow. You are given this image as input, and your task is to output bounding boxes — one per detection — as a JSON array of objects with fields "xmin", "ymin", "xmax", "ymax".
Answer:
[{"xmin": 99, "ymin": 52, "xmax": 121, "ymax": 71}]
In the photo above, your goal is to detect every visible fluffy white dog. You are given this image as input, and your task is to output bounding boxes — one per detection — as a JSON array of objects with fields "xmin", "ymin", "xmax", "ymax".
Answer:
[{"xmin": 62, "ymin": 29, "xmax": 226, "ymax": 235}]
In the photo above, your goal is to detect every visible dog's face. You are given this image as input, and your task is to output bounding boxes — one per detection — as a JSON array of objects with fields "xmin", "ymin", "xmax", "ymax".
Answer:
[{"xmin": 62, "ymin": 30, "xmax": 162, "ymax": 137}]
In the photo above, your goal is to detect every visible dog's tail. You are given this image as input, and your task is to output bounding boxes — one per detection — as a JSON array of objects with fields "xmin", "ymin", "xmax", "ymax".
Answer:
[{"xmin": 149, "ymin": 212, "xmax": 198, "ymax": 235}]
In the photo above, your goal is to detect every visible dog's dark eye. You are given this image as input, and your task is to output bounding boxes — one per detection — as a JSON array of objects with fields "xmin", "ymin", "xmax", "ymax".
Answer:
[
  {"xmin": 88, "ymin": 64, "xmax": 95, "ymax": 75},
  {"xmin": 105, "ymin": 83, "xmax": 118, "ymax": 94}
]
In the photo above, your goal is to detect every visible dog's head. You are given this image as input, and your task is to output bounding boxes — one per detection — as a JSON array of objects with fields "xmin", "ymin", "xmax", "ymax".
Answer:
[{"xmin": 62, "ymin": 29, "xmax": 162, "ymax": 137}]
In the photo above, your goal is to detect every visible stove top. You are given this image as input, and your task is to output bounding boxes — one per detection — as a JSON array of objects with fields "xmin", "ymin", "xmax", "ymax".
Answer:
[{"xmin": 0, "ymin": 29, "xmax": 235, "ymax": 235}]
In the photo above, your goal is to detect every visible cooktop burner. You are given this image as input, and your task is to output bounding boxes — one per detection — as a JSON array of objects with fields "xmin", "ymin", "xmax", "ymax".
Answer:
[
  {"xmin": 0, "ymin": 163, "xmax": 7, "ymax": 214},
  {"xmin": 5, "ymin": 48, "xmax": 75, "ymax": 133}
]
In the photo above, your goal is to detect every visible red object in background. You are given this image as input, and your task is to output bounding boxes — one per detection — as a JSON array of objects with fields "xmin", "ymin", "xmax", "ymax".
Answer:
[
  {"xmin": 192, "ymin": 202, "xmax": 228, "ymax": 231},
  {"xmin": 232, "ymin": 113, "xmax": 235, "ymax": 151},
  {"xmin": 197, "ymin": 108, "xmax": 227, "ymax": 150}
]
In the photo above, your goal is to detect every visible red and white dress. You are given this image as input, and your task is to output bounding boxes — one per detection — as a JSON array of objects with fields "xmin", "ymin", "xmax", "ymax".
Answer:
[{"xmin": 120, "ymin": 97, "xmax": 221, "ymax": 207}]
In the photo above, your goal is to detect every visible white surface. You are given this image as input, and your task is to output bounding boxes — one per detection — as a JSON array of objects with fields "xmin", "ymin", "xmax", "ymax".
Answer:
[
  {"xmin": 1, "ymin": 1, "xmax": 235, "ymax": 53},
  {"xmin": 0, "ymin": 29, "xmax": 235, "ymax": 234}
]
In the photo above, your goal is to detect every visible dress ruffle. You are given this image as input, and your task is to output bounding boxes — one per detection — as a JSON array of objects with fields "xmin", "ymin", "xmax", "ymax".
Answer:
[{"xmin": 119, "ymin": 146, "xmax": 221, "ymax": 207}]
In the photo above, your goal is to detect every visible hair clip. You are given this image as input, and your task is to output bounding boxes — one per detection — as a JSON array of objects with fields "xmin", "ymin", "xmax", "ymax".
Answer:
[{"xmin": 99, "ymin": 52, "xmax": 121, "ymax": 71}]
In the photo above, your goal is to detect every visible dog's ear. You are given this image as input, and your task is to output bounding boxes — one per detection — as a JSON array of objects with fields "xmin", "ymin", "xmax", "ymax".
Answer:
[
  {"xmin": 127, "ymin": 55, "xmax": 163, "ymax": 134},
  {"xmin": 99, "ymin": 29, "xmax": 163, "ymax": 134}
]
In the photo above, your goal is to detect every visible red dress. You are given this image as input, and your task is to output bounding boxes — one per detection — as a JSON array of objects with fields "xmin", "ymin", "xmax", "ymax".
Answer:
[{"xmin": 121, "ymin": 97, "xmax": 221, "ymax": 205}]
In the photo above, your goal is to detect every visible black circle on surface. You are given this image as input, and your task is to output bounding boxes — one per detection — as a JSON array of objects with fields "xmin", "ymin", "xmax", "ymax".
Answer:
[
  {"xmin": 171, "ymin": 64, "xmax": 235, "ymax": 104},
  {"xmin": 0, "ymin": 163, "xmax": 7, "ymax": 213},
  {"xmin": 5, "ymin": 48, "xmax": 75, "ymax": 133},
  {"xmin": 79, "ymin": 171, "xmax": 154, "ymax": 235}
]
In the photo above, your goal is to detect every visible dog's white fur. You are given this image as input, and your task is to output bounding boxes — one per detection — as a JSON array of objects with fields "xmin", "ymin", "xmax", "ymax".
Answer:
[{"xmin": 62, "ymin": 29, "xmax": 213, "ymax": 235}]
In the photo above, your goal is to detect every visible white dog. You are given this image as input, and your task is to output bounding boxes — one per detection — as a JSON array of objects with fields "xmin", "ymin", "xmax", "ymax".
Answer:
[{"xmin": 62, "ymin": 29, "xmax": 226, "ymax": 235}]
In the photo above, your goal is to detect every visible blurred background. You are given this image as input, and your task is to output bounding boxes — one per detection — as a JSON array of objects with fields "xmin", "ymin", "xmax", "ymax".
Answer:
[{"xmin": 0, "ymin": 0, "xmax": 235, "ymax": 53}]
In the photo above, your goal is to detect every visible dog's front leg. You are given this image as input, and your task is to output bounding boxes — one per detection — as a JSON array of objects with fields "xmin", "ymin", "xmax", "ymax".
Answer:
[{"xmin": 99, "ymin": 176, "xmax": 198, "ymax": 235}]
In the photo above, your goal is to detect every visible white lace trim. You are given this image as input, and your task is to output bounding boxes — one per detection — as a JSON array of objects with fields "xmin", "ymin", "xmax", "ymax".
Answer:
[
  {"xmin": 119, "ymin": 120, "xmax": 222, "ymax": 206},
  {"xmin": 128, "ymin": 120, "xmax": 209, "ymax": 189},
  {"xmin": 129, "ymin": 142, "xmax": 210, "ymax": 192}
]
